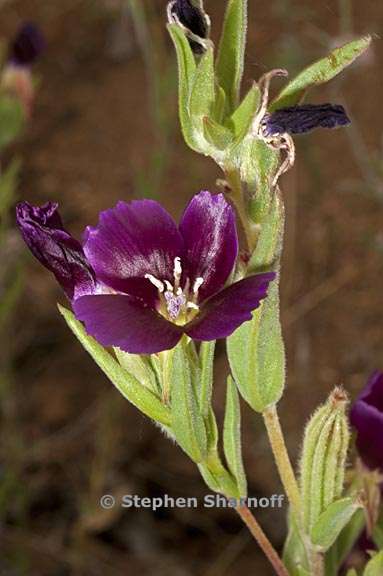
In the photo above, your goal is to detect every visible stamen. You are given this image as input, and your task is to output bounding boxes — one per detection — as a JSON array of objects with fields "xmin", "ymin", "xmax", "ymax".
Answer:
[
  {"xmin": 193, "ymin": 277, "xmax": 204, "ymax": 294},
  {"xmin": 145, "ymin": 274, "xmax": 164, "ymax": 293},
  {"xmin": 186, "ymin": 302, "xmax": 199, "ymax": 311},
  {"xmin": 173, "ymin": 257, "xmax": 182, "ymax": 288},
  {"xmin": 164, "ymin": 280, "xmax": 173, "ymax": 292}
]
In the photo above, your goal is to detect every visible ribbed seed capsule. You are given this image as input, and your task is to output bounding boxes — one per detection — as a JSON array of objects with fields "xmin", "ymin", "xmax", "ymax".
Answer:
[{"xmin": 300, "ymin": 387, "xmax": 350, "ymax": 533}]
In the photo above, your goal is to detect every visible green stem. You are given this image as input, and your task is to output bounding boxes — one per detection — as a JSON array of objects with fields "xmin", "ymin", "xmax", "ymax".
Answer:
[
  {"xmin": 310, "ymin": 549, "xmax": 325, "ymax": 576},
  {"xmin": 235, "ymin": 504, "xmax": 289, "ymax": 576},
  {"xmin": 159, "ymin": 348, "xmax": 174, "ymax": 405},
  {"xmin": 263, "ymin": 404, "xmax": 302, "ymax": 517}
]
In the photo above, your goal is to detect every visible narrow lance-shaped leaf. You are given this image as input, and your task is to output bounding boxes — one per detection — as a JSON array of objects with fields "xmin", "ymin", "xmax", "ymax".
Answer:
[
  {"xmin": 58, "ymin": 305, "xmax": 171, "ymax": 426},
  {"xmin": 167, "ymin": 24, "xmax": 198, "ymax": 151},
  {"xmin": 189, "ymin": 44, "xmax": 215, "ymax": 119},
  {"xmin": 170, "ymin": 341, "xmax": 208, "ymax": 463},
  {"xmin": 199, "ymin": 340, "xmax": 215, "ymax": 417},
  {"xmin": 228, "ymin": 82, "xmax": 261, "ymax": 141},
  {"xmin": 223, "ymin": 376, "xmax": 247, "ymax": 497},
  {"xmin": 216, "ymin": 0, "xmax": 248, "ymax": 114},
  {"xmin": 270, "ymin": 35, "xmax": 372, "ymax": 111},
  {"xmin": 114, "ymin": 348, "xmax": 160, "ymax": 395},
  {"xmin": 311, "ymin": 497, "xmax": 362, "ymax": 552}
]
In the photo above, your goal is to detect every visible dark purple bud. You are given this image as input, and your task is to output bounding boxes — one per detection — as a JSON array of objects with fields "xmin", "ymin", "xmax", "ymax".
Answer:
[
  {"xmin": 9, "ymin": 22, "xmax": 45, "ymax": 67},
  {"xmin": 262, "ymin": 103, "xmax": 351, "ymax": 137},
  {"xmin": 350, "ymin": 371, "xmax": 383, "ymax": 472},
  {"xmin": 16, "ymin": 201, "xmax": 96, "ymax": 300},
  {"xmin": 168, "ymin": 0, "xmax": 209, "ymax": 54}
]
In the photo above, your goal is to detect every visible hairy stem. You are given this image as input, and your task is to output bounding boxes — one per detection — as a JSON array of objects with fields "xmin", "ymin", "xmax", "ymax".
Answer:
[
  {"xmin": 235, "ymin": 505, "xmax": 289, "ymax": 576},
  {"xmin": 310, "ymin": 549, "xmax": 325, "ymax": 576},
  {"xmin": 263, "ymin": 404, "xmax": 302, "ymax": 517}
]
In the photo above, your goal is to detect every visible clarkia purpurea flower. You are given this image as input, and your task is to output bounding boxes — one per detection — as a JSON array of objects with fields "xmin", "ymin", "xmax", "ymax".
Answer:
[
  {"xmin": 262, "ymin": 103, "xmax": 351, "ymax": 137},
  {"xmin": 350, "ymin": 371, "xmax": 383, "ymax": 472},
  {"xmin": 167, "ymin": 0, "xmax": 209, "ymax": 54},
  {"xmin": 17, "ymin": 192, "xmax": 275, "ymax": 354},
  {"xmin": 9, "ymin": 22, "xmax": 45, "ymax": 67}
]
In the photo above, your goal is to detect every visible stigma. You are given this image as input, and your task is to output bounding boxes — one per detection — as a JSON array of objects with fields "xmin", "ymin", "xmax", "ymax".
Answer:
[{"xmin": 145, "ymin": 258, "xmax": 203, "ymax": 323}]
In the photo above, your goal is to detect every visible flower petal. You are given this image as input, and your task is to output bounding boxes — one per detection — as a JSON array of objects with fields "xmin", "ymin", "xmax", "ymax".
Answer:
[
  {"xmin": 73, "ymin": 294, "xmax": 183, "ymax": 354},
  {"xmin": 16, "ymin": 201, "xmax": 96, "ymax": 300},
  {"xmin": 84, "ymin": 200, "xmax": 184, "ymax": 302},
  {"xmin": 185, "ymin": 272, "xmax": 275, "ymax": 341},
  {"xmin": 262, "ymin": 103, "xmax": 350, "ymax": 136},
  {"xmin": 179, "ymin": 191, "xmax": 238, "ymax": 302},
  {"xmin": 350, "ymin": 371, "xmax": 383, "ymax": 471},
  {"xmin": 9, "ymin": 22, "xmax": 45, "ymax": 67}
]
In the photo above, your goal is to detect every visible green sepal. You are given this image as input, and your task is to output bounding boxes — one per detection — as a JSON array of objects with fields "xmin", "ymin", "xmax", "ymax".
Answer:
[
  {"xmin": 167, "ymin": 24, "xmax": 198, "ymax": 151},
  {"xmin": 283, "ymin": 512, "xmax": 311, "ymax": 575},
  {"xmin": 189, "ymin": 45, "xmax": 215, "ymax": 120},
  {"xmin": 216, "ymin": 0, "xmax": 248, "ymax": 113},
  {"xmin": 227, "ymin": 277, "xmax": 285, "ymax": 413},
  {"xmin": 363, "ymin": 551, "xmax": 383, "ymax": 576},
  {"xmin": 0, "ymin": 94, "xmax": 25, "ymax": 150},
  {"xmin": 223, "ymin": 376, "xmax": 247, "ymax": 497},
  {"xmin": 170, "ymin": 340, "xmax": 208, "ymax": 463},
  {"xmin": 241, "ymin": 137, "xmax": 280, "ymax": 223},
  {"xmin": 228, "ymin": 83, "xmax": 260, "ymax": 141},
  {"xmin": 325, "ymin": 509, "xmax": 365, "ymax": 575},
  {"xmin": 248, "ymin": 191, "xmax": 284, "ymax": 272},
  {"xmin": 270, "ymin": 35, "xmax": 372, "ymax": 110},
  {"xmin": 198, "ymin": 449, "xmax": 240, "ymax": 498},
  {"xmin": 213, "ymin": 85, "xmax": 227, "ymax": 124},
  {"xmin": 346, "ymin": 570, "xmax": 358, "ymax": 576},
  {"xmin": 114, "ymin": 348, "xmax": 160, "ymax": 395},
  {"xmin": 58, "ymin": 305, "xmax": 171, "ymax": 426},
  {"xmin": 203, "ymin": 116, "xmax": 234, "ymax": 150},
  {"xmin": 310, "ymin": 497, "xmax": 361, "ymax": 552}
]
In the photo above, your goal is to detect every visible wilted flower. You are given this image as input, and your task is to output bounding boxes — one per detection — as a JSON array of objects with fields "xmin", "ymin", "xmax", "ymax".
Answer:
[
  {"xmin": 350, "ymin": 371, "xmax": 383, "ymax": 472},
  {"xmin": 8, "ymin": 22, "xmax": 45, "ymax": 67},
  {"xmin": 17, "ymin": 192, "xmax": 274, "ymax": 354},
  {"xmin": 1, "ymin": 23, "xmax": 45, "ymax": 116},
  {"xmin": 262, "ymin": 103, "xmax": 351, "ymax": 137},
  {"xmin": 167, "ymin": 0, "xmax": 210, "ymax": 54}
]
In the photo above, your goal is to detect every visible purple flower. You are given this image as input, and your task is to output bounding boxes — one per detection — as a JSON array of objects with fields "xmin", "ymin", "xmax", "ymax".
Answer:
[
  {"xmin": 262, "ymin": 104, "xmax": 351, "ymax": 137},
  {"xmin": 17, "ymin": 192, "xmax": 275, "ymax": 354},
  {"xmin": 168, "ymin": 0, "xmax": 209, "ymax": 54},
  {"xmin": 350, "ymin": 371, "xmax": 383, "ymax": 472},
  {"xmin": 9, "ymin": 22, "xmax": 45, "ymax": 67},
  {"xmin": 16, "ymin": 202, "xmax": 97, "ymax": 300}
]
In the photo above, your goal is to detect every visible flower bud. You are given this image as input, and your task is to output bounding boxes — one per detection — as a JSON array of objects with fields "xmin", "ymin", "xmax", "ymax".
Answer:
[{"xmin": 300, "ymin": 387, "xmax": 350, "ymax": 533}]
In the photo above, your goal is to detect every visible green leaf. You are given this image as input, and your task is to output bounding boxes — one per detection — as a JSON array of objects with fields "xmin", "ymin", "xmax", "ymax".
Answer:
[
  {"xmin": 58, "ymin": 305, "xmax": 170, "ymax": 426},
  {"xmin": 203, "ymin": 116, "xmax": 233, "ymax": 150},
  {"xmin": 283, "ymin": 512, "xmax": 311, "ymax": 575},
  {"xmin": 114, "ymin": 348, "xmax": 159, "ymax": 395},
  {"xmin": 189, "ymin": 45, "xmax": 215, "ymax": 120},
  {"xmin": 346, "ymin": 570, "xmax": 358, "ymax": 576},
  {"xmin": 228, "ymin": 83, "xmax": 260, "ymax": 140},
  {"xmin": 364, "ymin": 552, "xmax": 383, "ymax": 576},
  {"xmin": 329, "ymin": 509, "xmax": 365, "ymax": 571},
  {"xmin": 167, "ymin": 24, "xmax": 198, "ymax": 151},
  {"xmin": 227, "ymin": 277, "xmax": 285, "ymax": 413},
  {"xmin": 0, "ymin": 95, "xmax": 25, "ymax": 149},
  {"xmin": 223, "ymin": 376, "xmax": 247, "ymax": 497},
  {"xmin": 241, "ymin": 138, "xmax": 280, "ymax": 223},
  {"xmin": 311, "ymin": 497, "xmax": 361, "ymax": 552},
  {"xmin": 216, "ymin": 0, "xmax": 248, "ymax": 113},
  {"xmin": 199, "ymin": 340, "xmax": 215, "ymax": 417},
  {"xmin": 170, "ymin": 341, "xmax": 207, "ymax": 462},
  {"xmin": 212, "ymin": 85, "xmax": 227, "ymax": 124},
  {"xmin": 248, "ymin": 192, "xmax": 284, "ymax": 272},
  {"xmin": 270, "ymin": 35, "xmax": 372, "ymax": 110},
  {"xmin": 372, "ymin": 524, "xmax": 383, "ymax": 549}
]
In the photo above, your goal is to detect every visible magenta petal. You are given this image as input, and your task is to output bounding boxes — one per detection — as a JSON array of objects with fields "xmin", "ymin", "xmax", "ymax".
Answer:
[
  {"xmin": 73, "ymin": 294, "xmax": 183, "ymax": 354},
  {"xmin": 179, "ymin": 191, "xmax": 238, "ymax": 302},
  {"xmin": 186, "ymin": 273, "xmax": 275, "ymax": 341},
  {"xmin": 84, "ymin": 200, "xmax": 184, "ymax": 301},
  {"xmin": 350, "ymin": 371, "xmax": 383, "ymax": 471}
]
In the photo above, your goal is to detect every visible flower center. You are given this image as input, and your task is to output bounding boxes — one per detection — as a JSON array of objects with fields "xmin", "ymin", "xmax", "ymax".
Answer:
[{"xmin": 145, "ymin": 257, "xmax": 203, "ymax": 324}]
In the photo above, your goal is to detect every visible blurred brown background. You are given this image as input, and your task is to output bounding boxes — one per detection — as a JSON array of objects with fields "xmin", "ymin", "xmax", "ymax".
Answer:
[{"xmin": 0, "ymin": 0, "xmax": 382, "ymax": 574}]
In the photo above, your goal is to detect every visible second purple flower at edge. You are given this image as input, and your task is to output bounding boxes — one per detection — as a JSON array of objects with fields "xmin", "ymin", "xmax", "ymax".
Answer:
[{"xmin": 16, "ymin": 191, "xmax": 275, "ymax": 355}]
